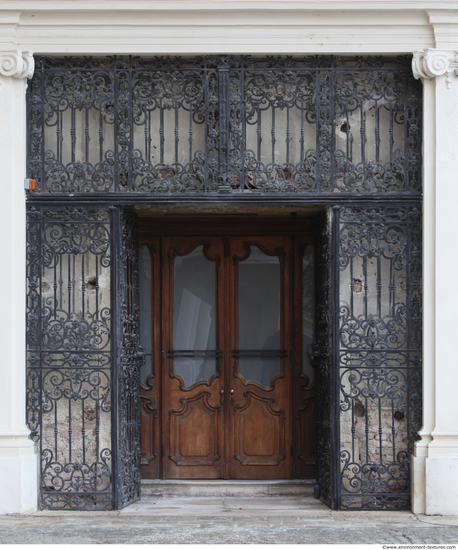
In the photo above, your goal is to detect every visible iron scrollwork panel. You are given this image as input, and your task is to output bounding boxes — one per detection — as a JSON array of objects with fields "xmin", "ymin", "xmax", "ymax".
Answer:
[
  {"xmin": 337, "ymin": 206, "xmax": 422, "ymax": 510},
  {"xmin": 26, "ymin": 206, "xmax": 113, "ymax": 510},
  {"xmin": 28, "ymin": 56, "xmax": 220, "ymax": 195},
  {"xmin": 310, "ymin": 208, "xmax": 337, "ymax": 509},
  {"xmin": 113, "ymin": 208, "xmax": 142, "ymax": 509},
  {"xmin": 27, "ymin": 55, "xmax": 422, "ymax": 197}
]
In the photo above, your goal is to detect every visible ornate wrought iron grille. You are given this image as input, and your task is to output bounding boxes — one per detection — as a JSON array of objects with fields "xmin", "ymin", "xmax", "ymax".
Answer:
[
  {"xmin": 112, "ymin": 208, "xmax": 142, "ymax": 508},
  {"xmin": 26, "ymin": 206, "xmax": 113, "ymax": 509},
  {"xmin": 25, "ymin": 55, "xmax": 422, "ymax": 512},
  {"xmin": 26, "ymin": 205, "xmax": 142, "ymax": 510},
  {"xmin": 27, "ymin": 55, "xmax": 421, "ymax": 198},
  {"xmin": 337, "ymin": 205, "xmax": 422, "ymax": 510},
  {"xmin": 310, "ymin": 209, "xmax": 338, "ymax": 509}
]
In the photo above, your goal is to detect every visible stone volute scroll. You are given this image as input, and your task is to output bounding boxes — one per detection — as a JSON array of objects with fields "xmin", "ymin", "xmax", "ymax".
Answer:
[
  {"xmin": 412, "ymin": 48, "xmax": 458, "ymax": 87},
  {"xmin": 0, "ymin": 50, "xmax": 34, "ymax": 79}
]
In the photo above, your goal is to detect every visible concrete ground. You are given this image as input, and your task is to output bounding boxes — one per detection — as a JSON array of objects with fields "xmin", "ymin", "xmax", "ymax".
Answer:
[{"xmin": 1, "ymin": 496, "xmax": 458, "ymax": 544}]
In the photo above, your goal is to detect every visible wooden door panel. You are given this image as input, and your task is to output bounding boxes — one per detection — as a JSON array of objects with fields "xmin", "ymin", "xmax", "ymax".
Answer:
[
  {"xmin": 169, "ymin": 391, "xmax": 221, "ymax": 467},
  {"xmin": 229, "ymin": 237, "xmax": 292, "ymax": 479},
  {"xmin": 233, "ymin": 392, "xmax": 286, "ymax": 466},
  {"xmin": 162, "ymin": 237, "xmax": 224, "ymax": 479}
]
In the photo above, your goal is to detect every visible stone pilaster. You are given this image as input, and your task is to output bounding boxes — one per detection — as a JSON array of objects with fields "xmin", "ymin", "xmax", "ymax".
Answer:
[
  {"xmin": 0, "ymin": 49, "xmax": 37, "ymax": 514},
  {"xmin": 412, "ymin": 48, "xmax": 458, "ymax": 516}
]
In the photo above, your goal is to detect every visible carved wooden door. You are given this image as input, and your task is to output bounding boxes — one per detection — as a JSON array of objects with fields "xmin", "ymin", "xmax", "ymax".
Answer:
[
  {"xmin": 161, "ymin": 234, "xmax": 293, "ymax": 479},
  {"xmin": 162, "ymin": 237, "xmax": 225, "ymax": 479},
  {"xmin": 228, "ymin": 237, "xmax": 292, "ymax": 479}
]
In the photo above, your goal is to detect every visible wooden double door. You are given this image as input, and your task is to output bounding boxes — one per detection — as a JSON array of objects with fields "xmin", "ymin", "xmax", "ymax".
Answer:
[{"xmin": 139, "ymin": 219, "xmax": 316, "ymax": 480}]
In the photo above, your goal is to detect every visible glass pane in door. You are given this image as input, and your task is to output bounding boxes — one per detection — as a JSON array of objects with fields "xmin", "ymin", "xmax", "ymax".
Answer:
[
  {"xmin": 238, "ymin": 246, "xmax": 281, "ymax": 386},
  {"xmin": 173, "ymin": 245, "xmax": 216, "ymax": 387}
]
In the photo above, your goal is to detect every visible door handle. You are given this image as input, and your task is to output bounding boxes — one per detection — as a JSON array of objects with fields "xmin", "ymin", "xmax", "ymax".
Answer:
[
  {"xmin": 230, "ymin": 388, "xmax": 234, "ymax": 406},
  {"xmin": 220, "ymin": 387, "xmax": 224, "ymax": 406}
]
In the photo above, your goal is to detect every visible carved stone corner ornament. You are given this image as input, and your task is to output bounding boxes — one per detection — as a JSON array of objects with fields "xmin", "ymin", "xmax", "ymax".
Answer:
[
  {"xmin": 0, "ymin": 50, "xmax": 34, "ymax": 79},
  {"xmin": 412, "ymin": 49, "xmax": 458, "ymax": 88}
]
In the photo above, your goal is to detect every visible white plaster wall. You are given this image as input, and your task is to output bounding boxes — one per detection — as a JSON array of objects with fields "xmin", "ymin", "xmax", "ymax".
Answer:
[{"xmin": 0, "ymin": 55, "xmax": 37, "ymax": 514}]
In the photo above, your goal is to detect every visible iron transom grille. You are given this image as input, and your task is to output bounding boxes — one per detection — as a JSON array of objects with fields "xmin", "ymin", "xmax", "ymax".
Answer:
[{"xmin": 27, "ymin": 55, "xmax": 421, "ymax": 199}]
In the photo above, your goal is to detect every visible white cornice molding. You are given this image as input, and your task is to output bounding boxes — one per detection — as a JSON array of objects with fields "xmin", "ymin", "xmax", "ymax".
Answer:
[
  {"xmin": 2, "ymin": 1, "xmax": 458, "ymax": 10},
  {"xmin": 412, "ymin": 48, "xmax": 458, "ymax": 85},
  {"xmin": 0, "ymin": 50, "xmax": 34, "ymax": 79}
]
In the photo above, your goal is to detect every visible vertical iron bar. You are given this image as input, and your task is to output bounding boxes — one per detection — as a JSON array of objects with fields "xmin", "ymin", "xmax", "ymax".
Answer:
[
  {"xmin": 68, "ymin": 398, "xmax": 72, "ymax": 464},
  {"xmin": 330, "ymin": 67, "xmax": 335, "ymax": 192},
  {"xmin": 188, "ymin": 103, "xmax": 193, "ymax": 163},
  {"xmin": 110, "ymin": 206, "xmax": 119, "ymax": 509},
  {"xmin": 403, "ymin": 67, "xmax": 409, "ymax": 192},
  {"xmin": 53, "ymin": 261, "xmax": 57, "ymax": 318},
  {"xmin": 71, "ymin": 105, "xmax": 76, "ymax": 164},
  {"xmin": 174, "ymin": 100, "xmax": 179, "ymax": 165},
  {"xmin": 128, "ymin": 61, "xmax": 133, "ymax": 193},
  {"xmin": 360, "ymin": 101, "xmax": 365, "ymax": 167},
  {"xmin": 204, "ymin": 71, "xmax": 210, "ymax": 191},
  {"xmin": 365, "ymin": 396, "xmax": 369, "ymax": 463},
  {"xmin": 257, "ymin": 106, "xmax": 262, "ymax": 161},
  {"xmin": 95, "ymin": 259, "xmax": 99, "ymax": 319},
  {"xmin": 144, "ymin": 105, "xmax": 149, "ymax": 163},
  {"xmin": 54, "ymin": 403, "xmax": 58, "ymax": 465},
  {"xmin": 59, "ymin": 255, "xmax": 63, "ymax": 310},
  {"xmin": 81, "ymin": 254, "xmax": 85, "ymax": 319},
  {"xmin": 148, "ymin": 110, "xmax": 152, "ymax": 164},
  {"xmin": 218, "ymin": 64, "xmax": 230, "ymax": 192},
  {"xmin": 82, "ymin": 399, "xmax": 86, "ymax": 465},
  {"xmin": 375, "ymin": 102, "xmax": 380, "ymax": 164},
  {"xmin": 85, "ymin": 103, "xmax": 89, "ymax": 163},
  {"xmin": 286, "ymin": 105, "xmax": 290, "ymax": 164},
  {"xmin": 113, "ymin": 58, "xmax": 119, "ymax": 193},
  {"xmin": 377, "ymin": 255, "xmax": 382, "ymax": 318},
  {"xmin": 315, "ymin": 70, "xmax": 321, "ymax": 191},
  {"xmin": 378, "ymin": 398, "xmax": 382, "ymax": 464},
  {"xmin": 300, "ymin": 98, "xmax": 304, "ymax": 161},
  {"xmin": 72, "ymin": 251, "xmax": 76, "ymax": 314},
  {"xmin": 351, "ymin": 400, "xmax": 355, "ymax": 463},
  {"xmin": 391, "ymin": 401, "xmax": 396, "ymax": 464},
  {"xmin": 350, "ymin": 256, "xmax": 354, "ymax": 313},
  {"xmin": 390, "ymin": 258, "xmax": 395, "ymax": 317},
  {"xmin": 271, "ymin": 106, "xmax": 275, "ymax": 165},
  {"xmin": 159, "ymin": 99, "xmax": 164, "ymax": 164},
  {"xmin": 57, "ymin": 109, "xmax": 61, "ymax": 166},
  {"xmin": 240, "ymin": 68, "xmax": 246, "ymax": 191},
  {"xmin": 40, "ymin": 67, "xmax": 46, "ymax": 189},
  {"xmin": 332, "ymin": 204, "xmax": 341, "ymax": 510},
  {"xmin": 95, "ymin": 400, "xmax": 100, "ymax": 468},
  {"xmin": 99, "ymin": 104, "xmax": 103, "ymax": 164},
  {"xmin": 363, "ymin": 255, "xmax": 368, "ymax": 319},
  {"xmin": 38, "ymin": 208, "xmax": 44, "ymax": 506},
  {"xmin": 389, "ymin": 103, "xmax": 394, "ymax": 164},
  {"xmin": 67, "ymin": 255, "xmax": 71, "ymax": 316}
]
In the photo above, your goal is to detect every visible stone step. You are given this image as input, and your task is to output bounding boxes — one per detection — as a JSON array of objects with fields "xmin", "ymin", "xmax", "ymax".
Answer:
[{"xmin": 141, "ymin": 479, "xmax": 316, "ymax": 498}]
